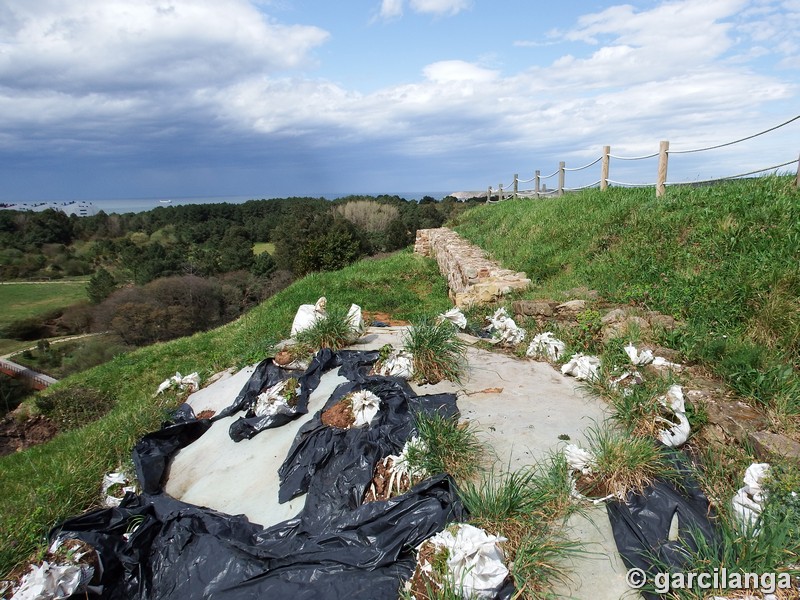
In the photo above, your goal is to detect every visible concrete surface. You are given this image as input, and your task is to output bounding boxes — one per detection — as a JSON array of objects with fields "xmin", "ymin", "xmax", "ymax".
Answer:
[{"xmin": 164, "ymin": 326, "xmax": 638, "ymax": 599}]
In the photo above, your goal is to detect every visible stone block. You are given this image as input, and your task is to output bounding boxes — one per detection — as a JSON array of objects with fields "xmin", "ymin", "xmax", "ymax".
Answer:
[
  {"xmin": 512, "ymin": 300, "xmax": 555, "ymax": 317},
  {"xmin": 748, "ymin": 430, "xmax": 800, "ymax": 463},
  {"xmin": 556, "ymin": 299, "xmax": 587, "ymax": 314},
  {"xmin": 704, "ymin": 397, "xmax": 768, "ymax": 441}
]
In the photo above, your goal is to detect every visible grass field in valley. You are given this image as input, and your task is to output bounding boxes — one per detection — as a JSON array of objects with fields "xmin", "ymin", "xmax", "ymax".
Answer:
[{"xmin": 0, "ymin": 280, "xmax": 88, "ymax": 330}]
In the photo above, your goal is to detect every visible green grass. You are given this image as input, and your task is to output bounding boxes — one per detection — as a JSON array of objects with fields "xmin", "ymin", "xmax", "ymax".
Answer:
[
  {"xmin": 403, "ymin": 318, "xmax": 467, "ymax": 384},
  {"xmin": 451, "ymin": 176, "xmax": 800, "ymax": 413},
  {"xmin": 294, "ymin": 304, "xmax": 359, "ymax": 352},
  {"xmin": 0, "ymin": 249, "xmax": 452, "ymax": 577},
  {"xmin": 0, "ymin": 281, "xmax": 88, "ymax": 330},
  {"xmin": 406, "ymin": 412, "xmax": 483, "ymax": 484},
  {"xmin": 252, "ymin": 242, "xmax": 276, "ymax": 255}
]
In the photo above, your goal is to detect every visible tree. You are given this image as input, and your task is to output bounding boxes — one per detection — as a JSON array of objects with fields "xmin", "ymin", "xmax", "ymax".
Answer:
[
  {"xmin": 87, "ymin": 268, "xmax": 117, "ymax": 304},
  {"xmin": 251, "ymin": 252, "xmax": 276, "ymax": 277}
]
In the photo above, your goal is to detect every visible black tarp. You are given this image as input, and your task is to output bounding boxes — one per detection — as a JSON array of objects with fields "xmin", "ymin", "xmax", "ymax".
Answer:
[
  {"xmin": 606, "ymin": 450, "xmax": 719, "ymax": 600},
  {"xmin": 50, "ymin": 350, "xmax": 469, "ymax": 599}
]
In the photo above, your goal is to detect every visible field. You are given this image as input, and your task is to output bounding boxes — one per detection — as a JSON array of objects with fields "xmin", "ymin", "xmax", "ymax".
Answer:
[
  {"xmin": 0, "ymin": 281, "xmax": 88, "ymax": 330},
  {"xmin": 252, "ymin": 242, "xmax": 276, "ymax": 255},
  {"xmin": 0, "ymin": 280, "xmax": 89, "ymax": 355}
]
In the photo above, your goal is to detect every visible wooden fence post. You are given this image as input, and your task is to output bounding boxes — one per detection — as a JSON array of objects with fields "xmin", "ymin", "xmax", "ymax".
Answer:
[
  {"xmin": 796, "ymin": 152, "xmax": 800, "ymax": 188},
  {"xmin": 535, "ymin": 170, "xmax": 540, "ymax": 197},
  {"xmin": 601, "ymin": 146, "xmax": 610, "ymax": 191},
  {"xmin": 499, "ymin": 183, "xmax": 504, "ymax": 201},
  {"xmin": 513, "ymin": 174, "xmax": 518, "ymax": 199},
  {"xmin": 558, "ymin": 161, "xmax": 565, "ymax": 196},
  {"xmin": 487, "ymin": 187, "xmax": 491, "ymax": 203},
  {"xmin": 657, "ymin": 140, "xmax": 669, "ymax": 198}
]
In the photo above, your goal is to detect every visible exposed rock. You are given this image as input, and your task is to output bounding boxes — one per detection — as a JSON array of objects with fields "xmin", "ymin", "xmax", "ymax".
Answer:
[
  {"xmin": 602, "ymin": 316, "xmax": 651, "ymax": 343},
  {"xmin": 703, "ymin": 396, "xmax": 768, "ymax": 441},
  {"xmin": 555, "ymin": 299, "xmax": 587, "ymax": 315},
  {"xmin": 564, "ymin": 287, "xmax": 599, "ymax": 301},
  {"xmin": 748, "ymin": 430, "xmax": 800, "ymax": 462},
  {"xmin": 415, "ymin": 228, "xmax": 530, "ymax": 308},
  {"xmin": 647, "ymin": 312, "xmax": 677, "ymax": 331},
  {"xmin": 512, "ymin": 300, "xmax": 555, "ymax": 317},
  {"xmin": 601, "ymin": 308, "xmax": 629, "ymax": 325}
]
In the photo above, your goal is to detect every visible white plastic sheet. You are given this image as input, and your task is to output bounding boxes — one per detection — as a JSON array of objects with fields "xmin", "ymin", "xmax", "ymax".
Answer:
[
  {"xmin": 526, "ymin": 332, "xmax": 565, "ymax": 361},
  {"xmin": 486, "ymin": 308, "xmax": 526, "ymax": 346},
  {"xmin": 624, "ymin": 343, "xmax": 654, "ymax": 366},
  {"xmin": 254, "ymin": 379, "xmax": 300, "ymax": 418},
  {"xmin": 346, "ymin": 304, "xmax": 366, "ymax": 337},
  {"xmin": 560, "ymin": 353, "xmax": 601, "ymax": 381},
  {"xmin": 375, "ymin": 349, "xmax": 414, "ymax": 379},
  {"xmin": 290, "ymin": 297, "xmax": 327, "ymax": 337},
  {"xmin": 102, "ymin": 472, "xmax": 137, "ymax": 508},
  {"xmin": 437, "ymin": 307, "xmax": 467, "ymax": 330},
  {"xmin": 651, "ymin": 356, "xmax": 684, "ymax": 371},
  {"xmin": 657, "ymin": 385, "xmax": 691, "ymax": 447},
  {"xmin": 155, "ymin": 372, "xmax": 200, "ymax": 396},
  {"xmin": 732, "ymin": 463, "xmax": 770, "ymax": 531},
  {"xmin": 564, "ymin": 443, "xmax": 595, "ymax": 475},
  {"xmin": 373, "ymin": 437, "xmax": 428, "ymax": 498},
  {"xmin": 350, "ymin": 390, "xmax": 381, "ymax": 427},
  {"xmin": 423, "ymin": 524, "xmax": 508, "ymax": 600},
  {"xmin": 11, "ymin": 561, "xmax": 91, "ymax": 600}
]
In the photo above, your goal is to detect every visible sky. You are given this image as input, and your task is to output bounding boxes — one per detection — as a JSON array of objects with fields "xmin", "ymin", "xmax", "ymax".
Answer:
[{"xmin": 0, "ymin": 0, "xmax": 798, "ymax": 201}]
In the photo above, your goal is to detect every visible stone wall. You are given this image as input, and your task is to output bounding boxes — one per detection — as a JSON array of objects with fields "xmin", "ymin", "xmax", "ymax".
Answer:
[{"xmin": 414, "ymin": 227, "xmax": 530, "ymax": 307}]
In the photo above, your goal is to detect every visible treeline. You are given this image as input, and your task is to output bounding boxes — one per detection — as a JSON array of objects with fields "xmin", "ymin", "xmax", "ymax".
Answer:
[{"xmin": 0, "ymin": 195, "xmax": 479, "ymax": 349}]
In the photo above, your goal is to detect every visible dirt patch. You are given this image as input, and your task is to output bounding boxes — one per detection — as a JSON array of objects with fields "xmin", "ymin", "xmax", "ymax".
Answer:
[
  {"xmin": 273, "ymin": 350, "xmax": 295, "ymax": 366},
  {"xmin": 363, "ymin": 311, "xmax": 410, "ymax": 327},
  {"xmin": 363, "ymin": 457, "xmax": 412, "ymax": 503},
  {"xmin": 196, "ymin": 409, "xmax": 216, "ymax": 420},
  {"xmin": 407, "ymin": 541, "xmax": 441, "ymax": 600},
  {"xmin": 321, "ymin": 398, "xmax": 355, "ymax": 429},
  {"xmin": 0, "ymin": 413, "xmax": 58, "ymax": 457},
  {"xmin": 574, "ymin": 472, "xmax": 616, "ymax": 499}
]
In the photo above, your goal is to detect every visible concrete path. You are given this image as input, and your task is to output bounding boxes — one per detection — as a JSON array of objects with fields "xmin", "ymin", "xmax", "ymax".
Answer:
[{"xmin": 164, "ymin": 326, "xmax": 638, "ymax": 599}]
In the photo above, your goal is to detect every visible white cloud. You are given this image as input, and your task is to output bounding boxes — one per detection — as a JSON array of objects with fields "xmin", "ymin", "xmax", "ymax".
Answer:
[
  {"xmin": 374, "ymin": 0, "xmax": 470, "ymax": 20},
  {"xmin": 378, "ymin": 0, "xmax": 403, "ymax": 19},
  {"xmin": 422, "ymin": 60, "xmax": 498, "ymax": 83},
  {"xmin": 0, "ymin": 0, "xmax": 329, "ymax": 93},
  {"xmin": 409, "ymin": 0, "xmax": 471, "ymax": 16}
]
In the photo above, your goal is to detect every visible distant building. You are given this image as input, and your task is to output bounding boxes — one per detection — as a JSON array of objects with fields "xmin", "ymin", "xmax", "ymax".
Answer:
[{"xmin": 0, "ymin": 201, "xmax": 98, "ymax": 217}]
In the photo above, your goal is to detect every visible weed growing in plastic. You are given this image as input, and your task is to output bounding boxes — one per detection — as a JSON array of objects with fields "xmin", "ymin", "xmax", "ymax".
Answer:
[{"xmin": 294, "ymin": 304, "xmax": 357, "ymax": 352}]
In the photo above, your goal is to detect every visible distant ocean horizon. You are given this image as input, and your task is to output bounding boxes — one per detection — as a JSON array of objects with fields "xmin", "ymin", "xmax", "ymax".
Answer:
[{"xmin": 3, "ymin": 191, "xmax": 458, "ymax": 216}]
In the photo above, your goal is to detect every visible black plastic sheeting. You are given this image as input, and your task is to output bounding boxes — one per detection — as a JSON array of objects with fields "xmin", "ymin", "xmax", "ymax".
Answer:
[
  {"xmin": 50, "ymin": 350, "xmax": 473, "ymax": 599},
  {"xmin": 606, "ymin": 449, "xmax": 720, "ymax": 600}
]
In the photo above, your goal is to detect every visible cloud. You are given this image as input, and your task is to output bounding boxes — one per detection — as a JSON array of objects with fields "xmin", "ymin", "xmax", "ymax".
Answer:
[
  {"xmin": 422, "ymin": 60, "xmax": 499, "ymax": 83},
  {"xmin": 409, "ymin": 0, "xmax": 471, "ymax": 16},
  {"xmin": 0, "ymin": 0, "xmax": 329, "ymax": 94},
  {"xmin": 378, "ymin": 0, "xmax": 403, "ymax": 19},
  {"xmin": 374, "ymin": 0, "xmax": 470, "ymax": 20}
]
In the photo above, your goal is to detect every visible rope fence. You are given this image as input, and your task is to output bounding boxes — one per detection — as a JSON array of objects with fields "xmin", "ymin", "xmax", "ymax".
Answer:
[{"xmin": 481, "ymin": 115, "xmax": 800, "ymax": 201}]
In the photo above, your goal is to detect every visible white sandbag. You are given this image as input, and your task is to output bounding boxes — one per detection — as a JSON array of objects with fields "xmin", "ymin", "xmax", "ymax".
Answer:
[
  {"xmin": 486, "ymin": 308, "xmax": 526, "ymax": 346},
  {"xmin": 254, "ymin": 379, "xmax": 300, "ymax": 418},
  {"xmin": 526, "ymin": 332, "xmax": 565, "ymax": 361},
  {"xmin": 11, "ymin": 561, "xmax": 91, "ymax": 600},
  {"xmin": 564, "ymin": 443, "xmax": 595, "ymax": 475},
  {"xmin": 375, "ymin": 349, "xmax": 414, "ymax": 379},
  {"xmin": 732, "ymin": 463, "xmax": 770, "ymax": 530},
  {"xmin": 609, "ymin": 370, "xmax": 644, "ymax": 396},
  {"xmin": 624, "ymin": 343, "xmax": 654, "ymax": 366},
  {"xmin": 424, "ymin": 524, "xmax": 508, "ymax": 600},
  {"xmin": 656, "ymin": 385, "xmax": 691, "ymax": 447},
  {"xmin": 290, "ymin": 297, "xmax": 327, "ymax": 336},
  {"xmin": 373, "ymin": 437, "xmax": 428, "ymax": 498},
  {"xmin": 350, "ymin": 390, "xmax": 381, "ymax": 427},
  {"xmin": 560, "ymin": 353, "xmax": 601, "ymax": 381},
  {"xmin": 346, "ymin": 304, "xmax": 366, "ymax": 337},
  {"xmin": 437, "ymin": 307, "xmax": 467, "ymax": 330}
]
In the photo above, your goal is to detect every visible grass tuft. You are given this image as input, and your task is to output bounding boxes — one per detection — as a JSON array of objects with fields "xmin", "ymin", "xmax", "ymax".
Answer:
[
  {"xmin": 406, "ymin": 412, "xmax": 483, "ymax": 484},
  {"xmin": 403, "ymin": 318, "xmax": 467, "ymax": 384},
  {"xmin": 294, "ymin": 304, "xmax": 359, "ymax": 352}
]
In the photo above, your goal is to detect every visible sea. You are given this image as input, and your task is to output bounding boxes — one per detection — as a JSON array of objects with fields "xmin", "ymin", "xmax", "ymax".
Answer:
[{"xmin": 1, "ymin": 191, "xmax": 456, "ymax": 216}]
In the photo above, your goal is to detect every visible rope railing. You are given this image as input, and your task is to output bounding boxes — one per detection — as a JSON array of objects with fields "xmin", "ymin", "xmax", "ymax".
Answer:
[
  {"xmin": 563, "ymin": 156, "xmax": 603, "ymax": 172},
  {"xmin": 666, "ymin": 158, "xmax": 799, "ymax": 186},
  {"xmin": 479, "ymin": 114, "xmax": 799, "ymax": 201}
]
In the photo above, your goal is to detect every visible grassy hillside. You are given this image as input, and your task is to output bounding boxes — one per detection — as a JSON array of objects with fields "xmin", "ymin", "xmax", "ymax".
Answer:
[
  {"xmin": 0, "ymin": 250, "xmax": 451, "ymax": 576},
  {"xmin": 0, "ymin": 281, "xmax": 88, "ymax": 329},
  {"xmin": 452, "ymin": 176, "xmax": 799, "ymax": 409}
]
